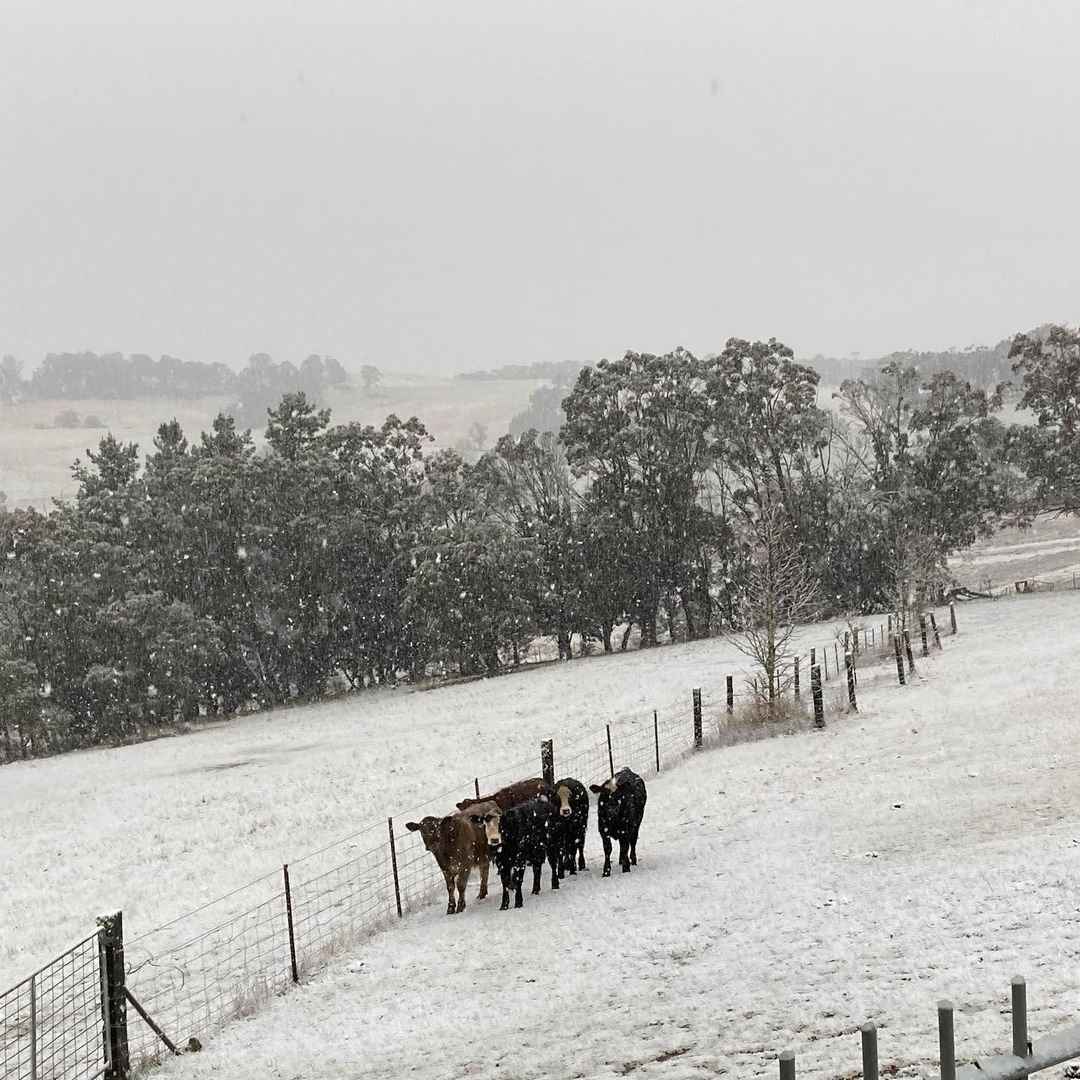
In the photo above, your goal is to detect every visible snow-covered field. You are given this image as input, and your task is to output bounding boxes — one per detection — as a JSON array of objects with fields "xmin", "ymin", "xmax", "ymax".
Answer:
[
  {"xmin": 3, "ymin": 622, "xmax": 847, "ymax": 984},
  {"xmin": 950, "ymin": 515, "xmax": 1080, "ymax": 590},
  {"xmin": 143, "ymin": 591, "xmax": 1079, "ymax": 1080}
]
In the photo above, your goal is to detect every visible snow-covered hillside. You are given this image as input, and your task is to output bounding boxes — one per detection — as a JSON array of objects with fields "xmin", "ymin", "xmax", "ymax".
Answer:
[
  {"xmin": 149, "ymin": 591, "xmax": 1079, "ymax": 1080},
  {"xmin": 3, "ymin": 620, "xmax": 848, "ymax": 982}
]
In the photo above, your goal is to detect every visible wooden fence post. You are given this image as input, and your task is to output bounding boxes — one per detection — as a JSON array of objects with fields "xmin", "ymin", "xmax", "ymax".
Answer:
[
  {"xmin": 653, "ymin": 710, "xmax": 660, "ymax": 773},
  {"xmin": 606, "ymin": 723, "xmax": 615, "ymax": 778},
  {"xmin": 97, "ymin": 911, "xmax": 129, "ymax": 1080},
  {"xmin": 903, "ymin": 629, "xmax": 916, "ymax": 673},
  {"xmin": 283, "ymin": 864, "xmax": 299, "ymax": 983},
  {"xmin": 693, "ymin": 688, "xmax": 702, "ymax": 750},
  {"xmin": 949, "ymin": 601, "xmax": 957, "ymax": 635},
  {"xmin": 794, "ymin": 656, "xmax": 800, "ymax": 698},
  {"xmin": 845, "ymin": 652, "xmax": 857, "ymax": 711},
  {"xmin": 726, "ymin": 674, "xmax": 734, "ymax": 714},
  {"xmin": 387, "ymin": 817, "xmax": 403, "ymax": 918},
  {"xmin": 540, "ymin": 739, "xmax": 554, "ymax": 787},
  {"xmin": 928, "ymin": 612, "xmax": 942, "ymax": 650},
  {"xmin": 811, "ymin": 665, "xmax": 824, "ymax": 728},
  {"xmin": 938, "ymin": 1000, "xmax": 955, "ymax": 1080},
  {"xmin": 888, "ymin": 613, "xmax": 893, "ymax": 634},
  {"xmin": 834, "ymin": 641, "xmax": 839, "ymax": 672},
  {"xmin": 861, "ymin": 1022, "xmax": 878, "ymax": 1080},
  {"xmin": 919, "ymin": 614, "xmax": 929, "ymax": 657},
  {"xmin": 894, "ymin": 634, "xmax": 906, "ymax": 686}
]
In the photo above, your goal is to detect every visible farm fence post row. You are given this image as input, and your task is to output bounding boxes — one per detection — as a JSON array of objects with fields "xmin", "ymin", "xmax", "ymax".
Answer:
[
  {"xmin": 2, "ymin": 605, "xmax": 954, "ymax": 1079},
  {"xmin": 777, "ymin": 975, "xmax": 1080, "ymax": 1080}
]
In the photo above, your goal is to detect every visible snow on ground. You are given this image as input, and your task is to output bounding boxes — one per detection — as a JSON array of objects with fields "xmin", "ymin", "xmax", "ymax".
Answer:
[
  {"xmin": 2, "ymin": 618, "xmax": 854, "ymax": 984},
  {"xmin": 154, "ymin": 591, "xmax": 1080, "ymax": 1080}
]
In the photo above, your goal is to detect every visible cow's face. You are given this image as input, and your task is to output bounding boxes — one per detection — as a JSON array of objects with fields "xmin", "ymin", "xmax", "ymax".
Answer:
[
  {"xmin": 555, "ymin": 784, "xmax": 573, "ymax": 817},
  {"xmin": 404, "ymin": 817, "xmax": 442, "ymax": 852},
  {"xmin": 470, "ymin": 809, "xmax": 503, "ymax": 848}
]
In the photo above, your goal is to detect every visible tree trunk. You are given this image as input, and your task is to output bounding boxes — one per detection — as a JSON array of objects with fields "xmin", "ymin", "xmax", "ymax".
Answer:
[{"xmin": 601, "ymin": 622, "xmax": 614, "ymax": 653}]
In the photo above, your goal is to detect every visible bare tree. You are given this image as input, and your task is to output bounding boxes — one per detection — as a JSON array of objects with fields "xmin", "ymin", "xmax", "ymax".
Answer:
[{"xmin": 734, "ymin": 507, "xmax": 820, "ymax": 709}]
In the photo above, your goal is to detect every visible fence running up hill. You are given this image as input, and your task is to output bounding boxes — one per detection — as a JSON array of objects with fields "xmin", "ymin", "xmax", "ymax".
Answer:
[{"xmin": 1, "ymin": 613, "xmax": 936, "ymax": 1080}]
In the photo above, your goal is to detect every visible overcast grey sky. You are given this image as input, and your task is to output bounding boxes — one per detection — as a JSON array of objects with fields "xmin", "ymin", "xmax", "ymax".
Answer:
[{"xmin": 1, "ymin": 0, "xmax": 1077, "ymax": 375}]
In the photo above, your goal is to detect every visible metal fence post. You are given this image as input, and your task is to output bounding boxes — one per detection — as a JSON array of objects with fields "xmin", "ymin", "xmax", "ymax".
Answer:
[
  {"xmin": 29, "ymin": 974, "xmax": 37, "ymax": 1080},
  {"xmin": 938, "ymin": 1000, "xmax": 955, "ymax": 1080},
  {"xmin": 949, "ymin": 601, "xmax": 957, "ymax": 635},
  {"xmin": 779, "ymin": 1050, "xmax": 796, "ymax": 1080},
  {"xmin": 540, "ymin": 739, "xmax": 554, "ymax": 787},
  {"xmin": 811, "ymin": 665, "xmax": 824, "ymax": 728},
  {"xmin": 861, "ymin": 1022, "xmax": 878, "ymax": 1080},
  {"xmin": 387, "ymin": 817, "xmax": 403, "ymax": 918},
  {"xmin": 606, "ymin": 723, "xmax": 615, "ymax": 778},
  {"xmin": 283, "ymin": 864, "xmax": 299, "ymax": 983},
  {"xmin": 693, "ymin": 688, "xmax": 702, "ymax": 750},
  {"xmin": 653, "ymin": 710, "xmax": 660, "ymax": 773},
  {"xmin": 97, "ymin": 911, "xmax": 129, "ymax": 1080},
  {"xmin": 1012, "ymin": 976, "xmax": 1029, "ymax": 1058},
  {"xmin": 474, "ymin": 777, "xmax": 480, "ymax": 799}
]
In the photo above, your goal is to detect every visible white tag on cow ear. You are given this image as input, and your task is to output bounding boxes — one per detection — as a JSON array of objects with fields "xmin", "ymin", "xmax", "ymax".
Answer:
[{"xmin": 605, "ymin": 777, "xmax": 618, "ymax": 792}]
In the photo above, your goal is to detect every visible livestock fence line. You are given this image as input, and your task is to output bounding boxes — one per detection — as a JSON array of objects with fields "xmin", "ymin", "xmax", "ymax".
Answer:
[
  {"xmin": 777, "ymin": 975, "xmax": 1080, "ymax": 1080},
  {"xmin": 2, "ymin": 605, "xmax": 958, "ymax": 1080},
  {"xmin": 953, "ymin": 566, "xmax": 1080, "ymax": 601}
]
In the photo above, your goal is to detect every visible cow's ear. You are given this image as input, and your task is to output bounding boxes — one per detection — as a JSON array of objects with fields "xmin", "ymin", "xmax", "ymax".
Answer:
[
  {"xmin": 405, "ymin": 821, "xmax": 420, "ymax": 832},
  {"xmin": 589, "ymin": 784, "xmax": 603, "ymax": 794},
  {"xmin": 455, "ymin": 801, "xmax": 468, "ymax": 811}
]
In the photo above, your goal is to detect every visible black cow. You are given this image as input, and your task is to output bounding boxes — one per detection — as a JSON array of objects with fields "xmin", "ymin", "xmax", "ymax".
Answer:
[
  {"xmin": 589, "ymin": 768, "xmax": 647, "ymax": 876},
  {"xmin": 552, "ymin": 777, "xmax": 589, "ymax": 877},
  {"xmin": 471, "ymin": 796, "xmax": 560, "ymax": 909}
]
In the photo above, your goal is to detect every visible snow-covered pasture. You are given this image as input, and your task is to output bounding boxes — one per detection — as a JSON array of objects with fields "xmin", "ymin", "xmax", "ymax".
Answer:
[
  {"xmin": 2, "ymin": 618, "xmax": 851, "ymax": 987},
  {"xmin": 147, "ymin": 590, "xmax": 1080, "ymax": 1080}
]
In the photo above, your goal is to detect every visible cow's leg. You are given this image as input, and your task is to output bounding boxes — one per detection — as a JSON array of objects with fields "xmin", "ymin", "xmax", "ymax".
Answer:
[
  {"xmin": 619, "ymin": 836, "xmax": 631, "ymax": 873},
  {"xmin": 499, "ymin": 864, "xmax": 512, "ymax": 911},
  {"xmin": 629, "ymin": 824, "xmax": 640, "ymax": 866},
  {"xmin": 513, "ymin": 865, "xmax": 525, "ymax": 908},
  {"xmin": 577, "ymin": 831, "xmax": 587, "ymax": 871},
  {"xmin": 477, "ymin": 856, "xmax": 489, "ymax": 900},
  {"xmin": 455, "ymin": 868, "xmax": 470, "ymax": 913},
  {"xmin": 548, "ymin": 848, "xmax": 560, "ymax": 890},
  {"xmin": 443, "ymin": 869, "xmax": 457, "ymax": 915},
  {"xmin": 531, "ymin": 859, "xmax": 543, "ymax": 895},
  {"xmin": 600, "ymin": 832, "xmax": 613, "ymax": 877}
]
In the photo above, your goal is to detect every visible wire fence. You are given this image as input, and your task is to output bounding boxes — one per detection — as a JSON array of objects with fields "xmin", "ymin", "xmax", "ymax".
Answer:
[
  {"xmin": 0, "ymin": 931, "xmax": 109, "ymax": 1080},
  {"xmin": 2, "ymin": 606, "xmax": 951, "ymax": 1077}
]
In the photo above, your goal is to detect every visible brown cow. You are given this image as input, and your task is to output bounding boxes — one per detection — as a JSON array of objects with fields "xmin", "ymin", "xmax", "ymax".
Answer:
[
  {"xmin": 405, "ymin": 813, "xmax": 490, "ymax": 915},
  {"xmin": 455, "ymin": 777, "xmax": 553, "ymax": 814}
]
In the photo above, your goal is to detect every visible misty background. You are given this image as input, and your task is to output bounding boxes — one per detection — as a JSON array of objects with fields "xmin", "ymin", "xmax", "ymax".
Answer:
[{"xmin": 3, "ymin": 0, "xmax": 1078, "ymax": 373}]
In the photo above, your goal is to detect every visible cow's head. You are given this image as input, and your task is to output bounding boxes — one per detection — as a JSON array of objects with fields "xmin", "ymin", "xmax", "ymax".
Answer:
[
  {"xmin": 555, "ymin": 784, "xmax": 574, "ymax": 817},
  {"xmin": 469, "ymin": 807, "xmax": 503, "ymax": 848},
  {"xmin": 589, "ymin": 776, "xmax": 619, "ymax": 796},
  {"xmin": 404, "ymin": 817, "xmax": 442, "ymax": 852}
]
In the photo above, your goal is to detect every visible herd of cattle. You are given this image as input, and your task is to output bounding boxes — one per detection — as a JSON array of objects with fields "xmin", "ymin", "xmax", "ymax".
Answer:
[{"xmin": 405, "ymin": 768, "xmax": 649, "ymax": 913}]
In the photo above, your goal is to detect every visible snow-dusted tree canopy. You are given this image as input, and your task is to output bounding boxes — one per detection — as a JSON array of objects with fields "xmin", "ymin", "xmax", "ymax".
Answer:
[{"xmin": 1, "ymin": 329, "xmax": 1072, "ymax": 761}]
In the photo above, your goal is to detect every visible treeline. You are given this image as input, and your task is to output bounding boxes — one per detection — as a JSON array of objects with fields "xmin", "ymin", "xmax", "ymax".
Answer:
[
  {"xmin": 0, "ymin": 352, "xmax": 351, "ymax": 414},
  {"xmin": 456, "ymin": 360, "xmax": 587, "ymax": 382},
  {"xmin": 1, "ymin": 328, "xmax": 1077, "ymax": 763},
  {"xmin": 806, "ymin": 337, "xmax": 1018, "ymax": 391}
]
